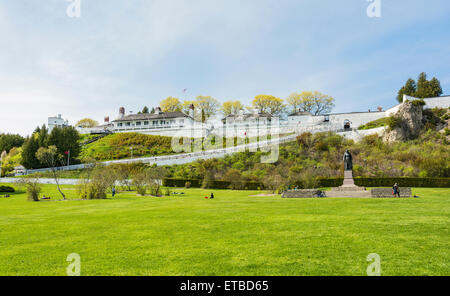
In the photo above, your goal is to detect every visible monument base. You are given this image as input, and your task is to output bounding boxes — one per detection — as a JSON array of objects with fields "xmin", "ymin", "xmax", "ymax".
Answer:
[{"xmin": 327, "ymin": 170, "xmax": 371, "ymax": 198}]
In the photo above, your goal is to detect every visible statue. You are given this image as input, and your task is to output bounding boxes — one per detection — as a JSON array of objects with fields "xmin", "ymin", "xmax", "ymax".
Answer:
[{"xmin": 343, "ymin": 150, "xmax": 353, "ymax": 171}]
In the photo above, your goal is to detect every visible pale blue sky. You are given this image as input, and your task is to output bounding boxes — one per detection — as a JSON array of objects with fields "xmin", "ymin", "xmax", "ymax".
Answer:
[{"xmin": 1, "ymin": 0, "xmax": 449, "ymax": 135}]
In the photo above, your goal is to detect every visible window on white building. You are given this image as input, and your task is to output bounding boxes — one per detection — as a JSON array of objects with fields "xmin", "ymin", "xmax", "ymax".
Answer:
[
  {"xmin": 144, "ymin": 121, "xmax": 149, "ymax": 125},
  {"xmin": 136, "ymin": 122, "xmax": 141, "ymax": 126}
]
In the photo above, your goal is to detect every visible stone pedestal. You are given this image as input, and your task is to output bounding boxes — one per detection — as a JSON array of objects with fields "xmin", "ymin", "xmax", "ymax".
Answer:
[
  {"xmin": 327, "ymin": 170, "xmax": 371, "ymax": 198},
  {"xmin": 342, "ymin": 170, "xmax": 355, "ymax": 187}
]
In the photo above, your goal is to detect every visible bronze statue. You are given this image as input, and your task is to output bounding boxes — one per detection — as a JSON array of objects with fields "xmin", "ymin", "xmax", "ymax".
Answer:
[{"xmin": 343, "ymin": 150, "xmax": 353, "ymax": 171}]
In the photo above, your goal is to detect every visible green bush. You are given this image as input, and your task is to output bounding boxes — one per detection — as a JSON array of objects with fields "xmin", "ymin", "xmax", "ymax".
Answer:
[
  {"xmin": 0, "ymin": 185, "xmax": 15, "ymax": 193},
  {"xmin": 411, "ymin": 99, "xmax": 426, "ymax": 106},
  {"xmin": 387, "ymin": 116, "xmax": 403, "ymax": 131}
]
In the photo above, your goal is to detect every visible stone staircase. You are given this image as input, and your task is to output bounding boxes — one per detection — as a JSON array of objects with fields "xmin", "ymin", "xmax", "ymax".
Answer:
[{"xmin": 326, "ymin": 171, "xmax": 372, "ymax": 198}]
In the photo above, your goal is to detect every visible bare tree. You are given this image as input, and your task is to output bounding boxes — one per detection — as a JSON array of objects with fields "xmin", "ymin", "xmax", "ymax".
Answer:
[{"xmin": 36, "ymin": 146, "xmax": 65, "ymax": 200}]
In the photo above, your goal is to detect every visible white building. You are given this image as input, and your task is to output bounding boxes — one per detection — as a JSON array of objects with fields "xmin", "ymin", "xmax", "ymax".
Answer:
[
  {"xmin": 111, "ymin": 107, "xmax": 195, "ymax": 136},
  {"xmin": 48, "ymin": 114, "xmax": 69, "ymax": 132}
]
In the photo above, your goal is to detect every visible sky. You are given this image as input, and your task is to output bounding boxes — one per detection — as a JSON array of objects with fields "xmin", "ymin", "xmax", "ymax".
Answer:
[{"xmin": 1, "ymin": 0, "xmax": 449, "ymax": 136}]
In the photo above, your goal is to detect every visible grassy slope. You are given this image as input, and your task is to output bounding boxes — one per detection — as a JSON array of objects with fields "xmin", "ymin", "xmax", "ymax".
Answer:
[
  {"xmin": 80, "ymin": 133, "xmax": 174, "ymax": 161},
  {"xmin": 0, "ymin": 184, "xmax": 448, "ymax": 276}
]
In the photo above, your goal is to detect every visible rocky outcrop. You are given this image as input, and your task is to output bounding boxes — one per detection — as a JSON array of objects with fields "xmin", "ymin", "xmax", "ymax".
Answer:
[{"xmin": 383, "ymin": 101, "xmax": 423, "ymax": 142}]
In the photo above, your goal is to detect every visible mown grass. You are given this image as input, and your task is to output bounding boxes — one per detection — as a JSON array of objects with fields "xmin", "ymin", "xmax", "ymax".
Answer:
[{"xmin": 0, "ymin": 184, "xmax": 448, "ymax": 276}]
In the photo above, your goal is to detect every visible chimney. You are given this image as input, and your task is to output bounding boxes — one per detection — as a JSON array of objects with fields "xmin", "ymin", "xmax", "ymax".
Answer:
[
  {"xmin": 189, "ymin": 104, "xmax": 195, "ymax": 118},
  {"xmin": 58, "ymin": 114, "xmax": 62, "ymax": 119},
  {"xmin": 119, "ymin": 107, "xmax": 125, "ymax": 118},
  {"xmin": 155, "ymin": 107, "xmax": 162, "ymax": 114},
  {"xmin": 104, "ymin": 116, "xmax": 110, "ymax": 123}
]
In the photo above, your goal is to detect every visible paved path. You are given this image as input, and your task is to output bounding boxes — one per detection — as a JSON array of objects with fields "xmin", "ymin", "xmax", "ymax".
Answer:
[{"xmin": 0, "ymin": 178, "xmax": 81, "ymax": 185}]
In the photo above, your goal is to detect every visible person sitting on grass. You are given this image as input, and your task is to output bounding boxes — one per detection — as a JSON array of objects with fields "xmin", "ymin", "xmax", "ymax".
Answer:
[{"xmin": 210, "ymin": 193, "xmax": 214, "ymax": 199}]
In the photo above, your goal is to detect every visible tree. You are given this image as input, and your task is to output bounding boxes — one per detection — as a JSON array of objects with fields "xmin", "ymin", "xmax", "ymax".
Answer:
[
  {"xmin": 142, "ymin": 106, "xmax": 150, "ymax": 114},
  {"xmin": 252, "ymin": 95, "xmax": 285, "ymax": 115},
  {"xmin": 75, "ymin": 118, "xmax": 98, "ymax": 128},
  {"xmin": 21, "ymin": 135, "xmax": 40, "ymax": 169},
  {"xmin": 296, "ymin": 91, "xmax": 335, "ymax": 115},
  {"xmin": 36, "ymin": 145, "xmax": 65, "ymax": 200},
  {"xmin": 160, "ymin": 97, "xmax": 182, "ymax": 112},
  {"xmin": 397, "ymin": 73, "xmax": 443, "ymax": 102},
  {"xmin": 286, "ymin": 92, "xmax": 303, "ymax": 113},
  {"xmin": 429, "ymin": 77, "xmax": 443, "ymax": 97},
  {"xmin": 47, "ymin": 126, "xmax": 81, "ymax": 165},
  {"xmin": 182, "ymin": 101, "xmax": 195, "ymax": 115},
  {"xmin": 195, "ymin": 96, "xmax": 219, "ymax": 122},
  {"xmin": 222, "ymin": 101, "xmax": 244, "ymax": 116},
  {"xmin": 224, "ymin": 169, "xmax": 244, "ymax": 189},
  {"xmin": 36, "ymin": 125, "xmax": 49, "ymax": 147},
  {"xmin": 396, "ymin": 78, "xmax": 416, "ymax": 103},
  {"xmin": 0, "ymin": 133, "xmax": 25, "ymax": 154},
  {"xmin": 415, "ymin": 72, "xmax": 430, "ymax": 99}
]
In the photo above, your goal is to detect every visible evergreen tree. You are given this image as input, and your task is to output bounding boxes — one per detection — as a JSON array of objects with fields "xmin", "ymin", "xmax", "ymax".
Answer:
[
  {"xmin": 37, "ymin": 124, "xmax": 49, "ymax": 147},
  {"xmin": 150, "ymin": 107, "xmax": 155, "ymax": 114},
  {"xmin": 0, "ymin": 133, "xmax": 25, "ymax": 154},
  {"xmin": 142, "ymin": 106, "xmax": 149, "ymax": 114},
  {"xmin": 396, "ymin": 78, "xmax": 416, "ymax": 103},
  {"xmin": 415, "ymin": 72, "xmax": 430, "ymax": 99},
  {"xmin": 21, "ymin": 135, "xmax": 41, "ymax": 169},
  {"xmin": 48, "ymin": 126, "xmax": 81, "ymax": 165},
  {"xmin": 429, "ymin": 77, "xmax": 443, "ymax": 97},
  {"xmin": 396, "ymin": 73, "xmax": 444, "ymax": 102}
]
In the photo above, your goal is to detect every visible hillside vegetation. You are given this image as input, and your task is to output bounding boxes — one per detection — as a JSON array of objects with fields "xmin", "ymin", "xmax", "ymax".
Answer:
[
  {"xmin": 80, "ymin": 133, "xmax": 174, "ymax": 161},
  {"xmin": 165, "ymin": 125, "xmax": 450, "ymax": 190}
]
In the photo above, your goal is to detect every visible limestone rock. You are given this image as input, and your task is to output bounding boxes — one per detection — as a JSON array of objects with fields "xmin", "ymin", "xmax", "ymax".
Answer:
[{"xmin": 383, "ymin": 101, "xmax": 423, "ymax": 142}]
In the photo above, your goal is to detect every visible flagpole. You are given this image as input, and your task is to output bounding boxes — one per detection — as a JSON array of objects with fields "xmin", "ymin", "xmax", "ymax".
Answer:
[{"xmin": 67, "ymin": 150, "xmax": 70, "ymax": 168}]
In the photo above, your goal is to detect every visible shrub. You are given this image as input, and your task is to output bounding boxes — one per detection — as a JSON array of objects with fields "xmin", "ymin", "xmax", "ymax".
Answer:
[
  {"xmin": 17, "ymin": 177, "xmax": 41, "ymax": 201},
  {"xmin": 185, "ymin": 181, "xmax": 191, "ymax": 188},
  {"xmin": 0, "ymin": 185, "xmax": 15, "ymax": 193},
  {"xmin": 164, "ymin": 188, "xmax": 171, "ymax": 196},
  {"xmin": 411, "ymin": 99, "xmax": 426, "ymax": 106},
  {"xmin": 387, "ymin": 115, "xmax": 403, "ymax": 131}
]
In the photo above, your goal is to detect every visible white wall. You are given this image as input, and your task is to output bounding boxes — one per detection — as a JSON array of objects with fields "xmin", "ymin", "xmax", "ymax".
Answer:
[{"xmin": 423, "ymin": 96, "xmax": 450, "ymax": 109}]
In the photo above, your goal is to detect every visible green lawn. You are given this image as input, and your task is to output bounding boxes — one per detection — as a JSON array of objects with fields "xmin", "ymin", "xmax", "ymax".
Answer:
[{"xmin": 0, "ymin": 184, "xmax": 448, "ymax": 276}]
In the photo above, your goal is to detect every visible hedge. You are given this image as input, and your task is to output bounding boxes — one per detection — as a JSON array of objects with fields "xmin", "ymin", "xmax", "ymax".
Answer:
[
  {"xmin": 354, "ymin": 177, "xmax": 450, "ymax": 188},
  {"xmin": 0, "ymin": 185, "xmax": 15, "ymax": 193},
  {"xmin": 162, "ymin": 178, "xmax": 263, "ymax": 190},
  {"xmin": 163, "ymin": 178, "xmax": 343, "ymax": 190},
  {"xmin": 163, "ymin": 177, "xmax": 450, "ymax": 190}
]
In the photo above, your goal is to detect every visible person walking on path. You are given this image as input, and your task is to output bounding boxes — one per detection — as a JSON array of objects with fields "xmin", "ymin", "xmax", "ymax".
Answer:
[
  {"xmin": 112, "ymin": 187, "xmax": 116, "ymax": 197},
  {"xmin": 393, "ymin": 183, "xmax": 400, "ymax": 197}
]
